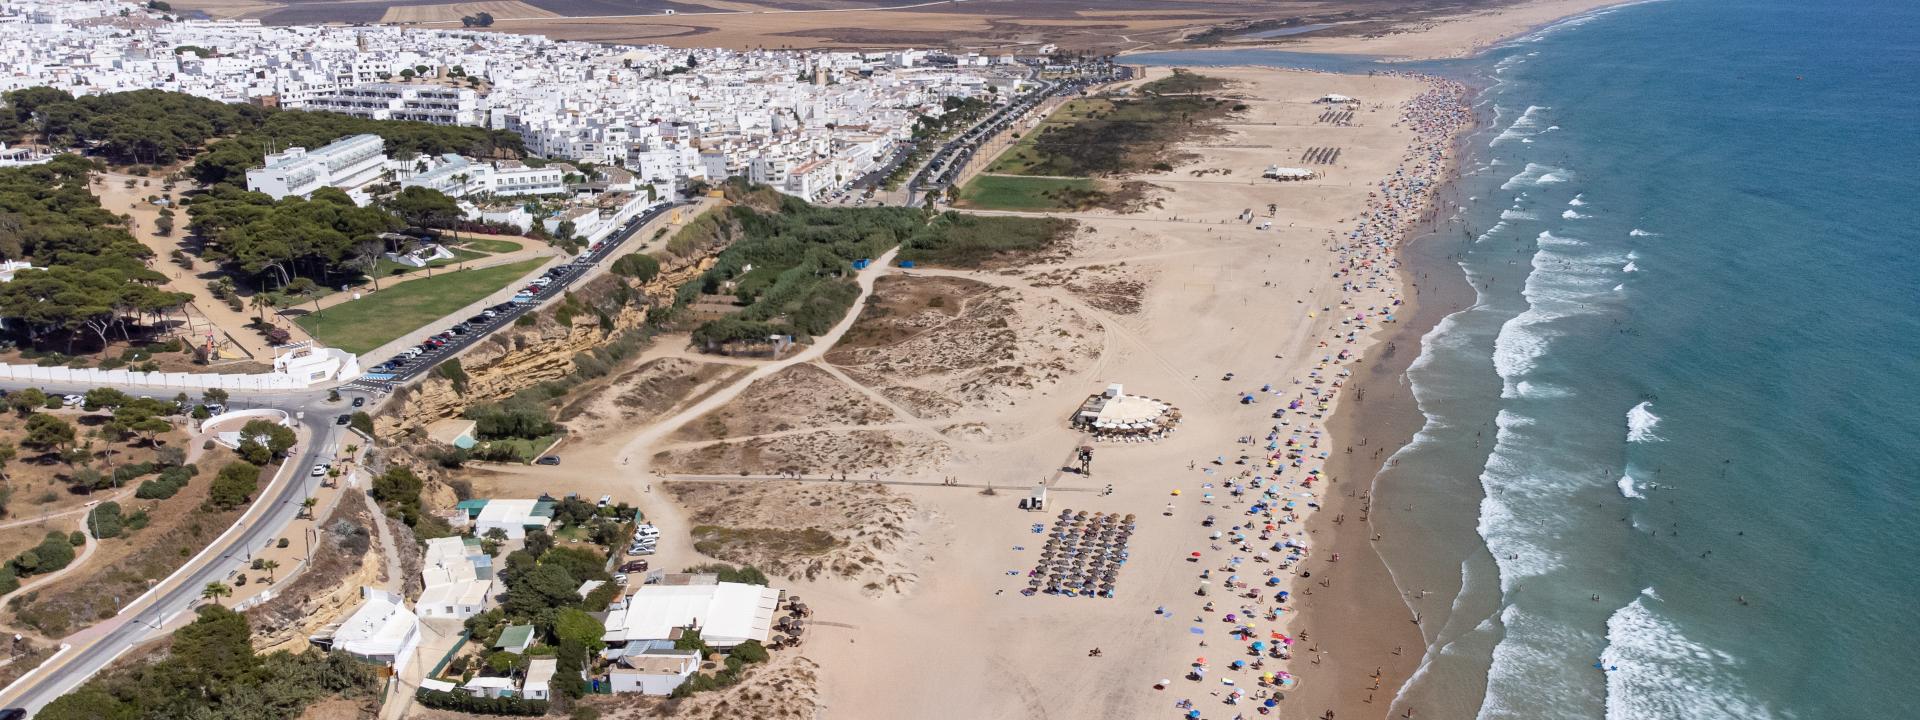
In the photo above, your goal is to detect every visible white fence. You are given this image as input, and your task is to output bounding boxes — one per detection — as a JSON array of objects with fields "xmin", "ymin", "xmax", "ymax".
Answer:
[{"xmin": 0, "ymin": 364, "xmax": 312, "ymax": 390}]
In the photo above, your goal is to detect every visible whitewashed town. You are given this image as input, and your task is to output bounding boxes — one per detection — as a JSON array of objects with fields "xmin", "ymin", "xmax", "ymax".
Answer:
[
  {"xmin": 1, "ymin": 0, "xmax": 1051, "ymax": 205},
  {"xmin": 0, "ymin": 0, "xmax": 1535, "ymax": 716}
]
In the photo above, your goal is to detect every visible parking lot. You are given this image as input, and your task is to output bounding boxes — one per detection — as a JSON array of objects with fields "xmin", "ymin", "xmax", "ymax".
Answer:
[
  {"xmin": 905, "ymin": 64, "xmax": 1130, "ymax": 203},
  {"xmin": 350, "ymin": 201, "xmax": 678, "ymax": 390}
]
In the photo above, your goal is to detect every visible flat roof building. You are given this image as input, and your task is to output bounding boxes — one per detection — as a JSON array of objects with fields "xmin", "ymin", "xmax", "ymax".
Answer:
[
  {"xmin": 602, "ymin": 581, "xmax": 781, "ymax": 649},
  {"xmin": 317, "ymin": 587, "xmax": 422, "ymax": 672},
  {"xmin": 244, "ymin": 133, "xmax": 387, "ymax": 200},
  {"xmin": 304, "ymin": 83, "xmax": 483, "ymax": 126}
]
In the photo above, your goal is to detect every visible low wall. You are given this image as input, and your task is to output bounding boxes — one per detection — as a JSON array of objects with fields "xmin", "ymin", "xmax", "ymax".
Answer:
[{"xmin": 0, "ymin": 349, "xmax": 358, "ymax": 391}]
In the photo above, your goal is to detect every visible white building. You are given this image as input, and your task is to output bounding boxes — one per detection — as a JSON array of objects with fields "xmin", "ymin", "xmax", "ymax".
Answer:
[
  {"xmin": 271, "ymin": 341, "xmax": 363, "ymax": 384},
  {"xmin": 471, "ymin": 498, "xmax": 553, "ymax": 540},
  {"xmin": 607, "ymin": 649, "xmax": 700, "ymax": 695},
  {"xmin": 324, "ymin": 588, "xmax": 422, "ymax": 672},
  {"xmin": 417, "ymin": 536, "xmax": 495, "ymax": 619},
  {"xmin": 0, "ymin": 260, "xmax": 36, "ymax": 283},
  {"xmin": 303, "ymin": 83, "xmax": 484, "ymax": 126},
  {"xmin": 522, "ymin": 658, "xmax": 558, "ymax": 700},
  {"xmin": 401, "ymin": 155, "xmax": 568, "ymax": 198},
  {"xmin": 601, "ymin": 581, "xmax": 781, "ymax": 650},
  {"xmin": 244, "ymin": 134, "xmax": 387, "ymax": 200},
  {"xmin": 0, "ymin": 143, "xmax": 53, "ymax": 167}
]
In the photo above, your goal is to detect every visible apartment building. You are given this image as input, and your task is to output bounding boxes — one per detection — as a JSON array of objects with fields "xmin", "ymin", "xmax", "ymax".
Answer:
[
  {"xmin": 244, "ymin": 133, "xmax": 387, "ymax": 199},
  {"xmin": 304, "ymin": 82, "xmax": 483, "ymax": 126}
]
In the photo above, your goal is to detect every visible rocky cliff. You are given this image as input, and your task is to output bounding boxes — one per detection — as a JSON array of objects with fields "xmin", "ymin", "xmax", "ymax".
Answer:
[{"xmin": 376, "ymin": 255, "xmax": 715, "ymax": 439}]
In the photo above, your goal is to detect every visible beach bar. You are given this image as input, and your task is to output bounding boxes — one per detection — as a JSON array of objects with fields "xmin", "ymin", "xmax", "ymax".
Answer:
[{"xmin": 1071, "ymin": 384, "xmax": 1180, "ymax": 441}]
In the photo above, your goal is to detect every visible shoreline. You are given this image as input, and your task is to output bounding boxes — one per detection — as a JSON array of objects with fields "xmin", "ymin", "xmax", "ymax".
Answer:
[
  {"xmin": 1119, "ymin": 0, "xmax": 1643, "ymax": 62},
  {"xmin": 1296, "ymin": 123, "xmax": 1483, "ymax": 717}
]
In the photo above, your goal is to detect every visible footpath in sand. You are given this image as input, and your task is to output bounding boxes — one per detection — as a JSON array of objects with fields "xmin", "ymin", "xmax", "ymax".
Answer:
[{"xmin": 449, "ymin": 65, "xmax": 1470, "ymax": 719}]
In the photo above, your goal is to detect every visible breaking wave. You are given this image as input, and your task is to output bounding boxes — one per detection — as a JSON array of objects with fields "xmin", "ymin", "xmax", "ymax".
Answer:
[
  {"xmin": 1626, "ymin": 401, "xmax": 1661, "ymax": 442},
  {"xmin": 1601, "ymin": 591, "xmax": 1784, "ymax": 720}
]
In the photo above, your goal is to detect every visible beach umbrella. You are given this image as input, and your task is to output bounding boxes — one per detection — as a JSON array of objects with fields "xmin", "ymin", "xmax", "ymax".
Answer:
[
  {"xmin": 1264, "ymin": 699, "xmax": 1278, "ymax": 708},
  {"xmin": 1251, "ymin": 641, "xmax": 1266, "ymax": 651}
]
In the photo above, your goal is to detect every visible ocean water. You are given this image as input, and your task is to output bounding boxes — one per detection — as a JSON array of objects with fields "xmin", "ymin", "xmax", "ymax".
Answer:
[{"xmin": 1135, "ymin": 0, "xmax": 1920, "ymax": 717}]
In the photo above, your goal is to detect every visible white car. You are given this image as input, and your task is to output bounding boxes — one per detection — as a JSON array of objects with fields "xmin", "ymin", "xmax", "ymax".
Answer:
[
  {"xmin": 62, "ymin": 394, "xmax": 83, "ymax": 406},
  {"xmin": 310, "ymin": 464, "xmax": 328, "ymax": 477}
]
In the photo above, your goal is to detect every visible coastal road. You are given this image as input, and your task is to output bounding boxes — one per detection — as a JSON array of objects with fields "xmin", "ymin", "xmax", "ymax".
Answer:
[
  {"xmin": 351, "ymin": 201, "xmax": 679, "ymax": 390},
  {"xmin": 0, "ymin": 381, "xmax": 350, "ymax": 717}
]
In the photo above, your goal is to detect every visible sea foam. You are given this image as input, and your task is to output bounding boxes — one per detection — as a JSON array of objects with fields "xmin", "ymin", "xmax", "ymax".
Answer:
[
  {"xmin": 1617, "ymin": 473, "xmax": 1643, "ymax": 498},
  {"xmin": 1601, "ymin": 592, "xmax": 1783, "ymax": 720},
  {"xmin": 1492, "ymin": 105, "xmax": 1549, "ymax": 145},
  {"xmin": 1626, "ymin": 401, "xmax": 1661, "ymax": 442}
]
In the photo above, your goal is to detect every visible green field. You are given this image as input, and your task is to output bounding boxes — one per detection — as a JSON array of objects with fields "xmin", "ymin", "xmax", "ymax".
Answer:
[
  {"xmin": 956, "ymin": 175, "xmax": 1097, "ymax": 211},
  {"xmin": 370, "ymin": 248, "xmax": 488, "ymax": 279},
  {"xmin": 296, "ymin": 258, "xmax": 547, "ymax": 354},
  {"xmin": 457, "ymin": 237, "xmax": 525, "ymax": 254},
  {"xmin": 982, "ymin": 78, "xmax": 1236, "ymax": 178},
  {"xmin": 984, "ymin": 99, "xmax": 1114, "ymax": 175}
]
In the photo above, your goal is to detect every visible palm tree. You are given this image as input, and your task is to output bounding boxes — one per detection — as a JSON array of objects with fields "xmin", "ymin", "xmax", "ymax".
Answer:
[
  {"xmin": 248, "ymin": 293, "xmax": 276, "ymax": 326},
  {"xmin": 299, "ymin": 497, "xmax": 318, "ymax": 519},
  {"xmin": 259, "ymin": 559, "xmax": 280, "ymax": 582},
  {"xmin": 201, "ymin": 582, "xmax": 232, "ymax": 603}
]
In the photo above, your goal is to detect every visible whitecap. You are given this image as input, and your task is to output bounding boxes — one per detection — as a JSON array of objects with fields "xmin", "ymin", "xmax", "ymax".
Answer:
[
  {"xmin": 1629, "ymin": 228, "xmax": 1657, "ymax": 237},
  {"xmin": 1601, "ymin": 594, "xmax": 1784, "ymax": 720},
  {"xmin": 1626, "ymin": 401, "xmax": 1661, "ymax": 442},
  {"xmin": 1502, "ymin": 209, "xmax": 1538, "ymax": 221},
  {"xmin": 1562, "ymin": 209, "xmax": 1590, "ymax": 220},
  {"xmin": 1617, "ymin": 473, "xmax": 1643, "ymax": 498},
  {"xmin": 1568, "ymin": 194, "xmax": 1587, "ymax": 207},
  {"xmin": 1622, "ymin": 261, "xmax": 1638, "ymax": 272}
]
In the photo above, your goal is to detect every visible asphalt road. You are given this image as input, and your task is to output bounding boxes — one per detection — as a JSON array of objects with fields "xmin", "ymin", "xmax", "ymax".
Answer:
[
  {"xmin": 359, "ymin": 201, "xmax": 679, "ymax": 387},
  {"xmin": 0, "ymin": 381, "xmax": 349, "ymax": 716},
  {"xmin": 906, "ymin": 64, "xmax": 1131, "ymax": 203}
]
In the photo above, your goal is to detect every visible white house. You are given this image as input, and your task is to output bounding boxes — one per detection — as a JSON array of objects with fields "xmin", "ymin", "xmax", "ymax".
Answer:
[
  {"xmin": 601, "ymin": 581, "xmax": 781, "ymax": 650},
  {"xmin": 522, "ymin": 658, "xmax": 557, "ymax": 701},
  {"xmin": 418, "ymin": 536, "xmax": 495, "ymax": 620},
  {"xmin": 323, "ymin": 588, "xmax": 422, "ymax": 672},
  {"xmin": 244, "ymin": 134, "xmax": 387, "ymax": 200},
  {"xmin": 471, "ymin": 499, "xmax": 554, "ymax": 540},
  {"xmin": 607, "ymin": 649, "xmax": 700, "ymax": 695}
]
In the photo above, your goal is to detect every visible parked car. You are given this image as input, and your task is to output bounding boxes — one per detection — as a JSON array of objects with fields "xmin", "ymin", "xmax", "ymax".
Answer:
[
  {"xmin": 310, "ymin": 464, "xmax": 328, "ymax": 477},
  {"xmin": 597, "ymin": 494, "xmax": 611, "ymax": 507},
  {"xmin": 352, "ymin": 397, "xmax": 365, "ymax": 408},
  {"xmin": 335, "ymin": 414, "xmax": 351, "ymax": 426},
  {"xmin": 619, "ymin": 560, "xmax": 650, "ymax": 573},
  {"xmin": 535, "ymin": 455, "xmax": 561, "ymax": 466}
]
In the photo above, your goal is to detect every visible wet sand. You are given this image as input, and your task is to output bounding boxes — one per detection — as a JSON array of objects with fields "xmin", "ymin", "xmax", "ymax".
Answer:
[{"xmin": 1293, "ymin": 174, "xmax": 1481, "ymax": 717}]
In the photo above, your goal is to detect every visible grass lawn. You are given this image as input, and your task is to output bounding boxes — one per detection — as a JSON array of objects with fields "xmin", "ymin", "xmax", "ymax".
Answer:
[
  {"xmin": 985, "ymin": 99, "xmax": 1114, "ymax": 175},
  {"xmin": 472, "ymin": 434, "xmax": 560, "ymax": 463},
  {"xmin": 956, "ymin": 175, "xmax": 1097, "ymax": 211},
  {"xmin": 456, "ymin": 237, "xmax": 525, "ymax": 254},
  {"xmin": 296, "ymin": 258, "xmax": 547, "ymax": 354},
  {"xmin": 370, "ymin": 248, "xmax": 488, "ymax": 279}
]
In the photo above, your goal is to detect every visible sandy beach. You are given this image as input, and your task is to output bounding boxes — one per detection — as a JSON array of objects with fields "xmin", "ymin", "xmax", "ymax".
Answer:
[
  {"xmin": 1238, "ymin": 0, "xmax": 1645, "ymax": 61},
  {"xmin": 448, "ymin": 60, "xmax": 1479, "ymax": 719}
]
